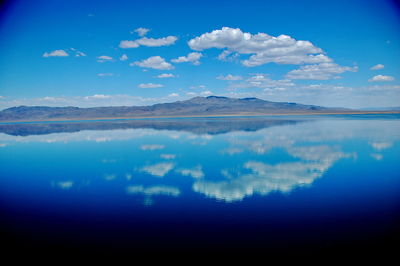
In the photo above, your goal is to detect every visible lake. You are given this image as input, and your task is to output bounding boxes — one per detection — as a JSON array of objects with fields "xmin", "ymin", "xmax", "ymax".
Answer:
[{"xmin": 0, "ymin": 115, "xmax": 399, "ymax": 255}]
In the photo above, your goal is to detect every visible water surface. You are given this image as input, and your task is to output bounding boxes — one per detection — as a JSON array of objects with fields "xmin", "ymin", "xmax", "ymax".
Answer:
[{"xmin": 0, "ymin": 115, "xmax": 399, "ymax": 253}]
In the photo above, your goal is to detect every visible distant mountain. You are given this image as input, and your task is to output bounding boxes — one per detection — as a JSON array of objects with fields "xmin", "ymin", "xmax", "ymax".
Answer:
[{"xmin": 0, "ymin": 96, "xmax": 353, "ymax": 122}]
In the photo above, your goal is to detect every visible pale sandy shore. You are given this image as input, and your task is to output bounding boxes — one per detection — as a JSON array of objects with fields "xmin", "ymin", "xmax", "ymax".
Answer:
[{"xmin": 1, "ymin": 111, "xmax": 399, "ymax": 124}]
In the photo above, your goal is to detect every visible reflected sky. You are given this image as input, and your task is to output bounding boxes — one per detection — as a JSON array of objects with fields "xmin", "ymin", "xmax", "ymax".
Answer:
[
  {"xmin": 0, "ymin": 115, "xmax": 399, "ymax": 204},
  {"xmin": 1, "ymin": 115, "xmax": 399, "ymax": 252}
]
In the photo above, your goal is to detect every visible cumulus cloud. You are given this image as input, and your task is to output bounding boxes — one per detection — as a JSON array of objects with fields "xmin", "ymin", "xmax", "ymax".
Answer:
[
  {"xmin": 217, "ymin": 74, "xmax": 243, "ymax": 80},
  {"xmin": 233, "ymin": 74, "xmax": 294, "ymax": 89},
  {"xmin": 119, "ymin": 40, "xmax": 140, "ymax": 48},
  {"xmin": 188, "ymin": 27, "xmax": 330, "ymax": 67},
  {"xmin": 119, "ymin": 36, "xmax": 177, "ymax": 48},
  {"xmin": 368, "ymin": 75, "xmax": 395, "ymax": 82},
  {"xmin": 137, "ymin": 36, "xmax": 177, "ymax": 47},
  {"xmin": 132, "ymin": 56, "xmax": 174, "ymax": 70},
  {"xmin": 73, "ymin": 49, "xmax": 86, "ymax": 57},
  {"xmin": 140, "ymin": 162, "xmax": 175, "ymax": 177},
  {"xmin": 157, "ymin": 73, "xmax": 175, "ymax": 78},
  {"xmin": 133, "ymin": 27, "xmax": 150, "ymax": 37},
  {"xmin": 285, "ymin": 63, "xmax": 358, "ymax": 80},
  {"xmin": 43, "ymin": 49, "xmax": 69, "ymax": 57},
  {"xmin": 171, "ymin": 52, "xmax": 202, "ymax": 65},
  {"xmin": 120, "ymin": 54, "xmax": 128, "ymax": 61},
  {"xmin": 138, "ymin": 83, "xmax": 163, "ymax": 88},
  {"xmin": 97, "ymin": 55, "xmax": 113, "ymax": 62},
  {"xmin": 370, "ymin": 64, "xmax": 384, "ymax": 70}
]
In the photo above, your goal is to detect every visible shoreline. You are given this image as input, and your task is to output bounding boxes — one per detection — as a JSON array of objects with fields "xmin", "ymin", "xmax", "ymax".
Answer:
[{"xmin": 1, "ymin": 111, "xmax": 399, "ymax": 124}]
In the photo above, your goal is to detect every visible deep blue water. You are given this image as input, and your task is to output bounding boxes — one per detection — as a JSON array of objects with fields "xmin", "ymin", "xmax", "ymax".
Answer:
[{"xmin": 0, "ymin": 115, "xmax": 399, "ymax": 254}]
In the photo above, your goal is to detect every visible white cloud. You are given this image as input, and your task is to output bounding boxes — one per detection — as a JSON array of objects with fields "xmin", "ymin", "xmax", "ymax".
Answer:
[
  {"xmin": 217, "ymin": 74, "xmax": 243, "ymax": 81},
  {"xmin": 84, "ymin": 94, "xmax": 111, "ymax": 99},
  {"xmin": 74, "ymin": 51, "xmax": 86, "ymax": 57},
  {"xmin": 169, "ymin": 93, "xmax": 179, "ymax": 97},
  {"xmin": 133, "ymin": 27, "xmax": 150, "ymax": 37},
  {"xmin": 160, "ymin": 154, "xmax": 176, "ymax": 159},
  {"xmin": 370, "ymin": 64, "xmax": 384, "ymax": 70},
  {"xmin": 43, "ymin": 49, "xmax": 69, "ymax": 57},
  {"xmin": 0, "ymin": 94, "xmax": 188, "ymax": 109},
  {"xmin": 157, "ymin": 73, "xmax": 175, "ymax": 78},
  {"xmin": 176, "ymin": 165, "xmax": 204, "ymax": 179},
  {"xmin": 233, "ymin": 74, "xmax": 294, "ymax": 89},
  {"xmin": 200, "ymin": 90, "xmax": 213, "ymax": 96},
  {"xmin": 97, "ymin": 55, "xmax": 113, "ymax": 62},
  {"xmin": 217, "ymin": 50, "xmax": 239, "ymax": 61},
  {"xmin": 369, "ymin": 75, "xmax": 395, "ymax": 82},
  {"xmin": 189, "ymin": 85, "xmax": 206, "ymax": 90},
  {"xmin": 132, "ymin": 56, "xmax": 174, "ymax": 70},
  {"xmin": 119, "ymin": 36, "xmax": 177, "ymax": 48},
  {"xmin": 188, "ymin": 27, "xmax": 330, "ymax": 67},
  {"xmin": 171, "ymin": 52, "xmax": 202, "ymax": 65},
  {"xmin": 140, "ymin": 162, "xmax": 175, "ymax": 177},
  {"xmin": 119, "ymin": 40, "xmax": 140, "ymax": 48},
  {"xmin": 138, "ymin": 83, "xmax": 163, "ymax": 88},
  {"xmin": 120, "ymin": 54, "xmax": 128, "ymax": 61},
  {"xmin": 286, "ymin": 63, "xmax": 358, "ymax": 80},
  {"xmin": 97, "ymin": 73, "xmax": 114, "ymax": 77},
  {"xmin": 186, "ymin": 92, "xmax": 197, "ymax": 97},
  {"xmin": 140, "ymin": 144, "xmax": 165, "ymax": 150},
  {"xmin": 136, "ymin": 36, "xmax": 177, "ymax": 47}
]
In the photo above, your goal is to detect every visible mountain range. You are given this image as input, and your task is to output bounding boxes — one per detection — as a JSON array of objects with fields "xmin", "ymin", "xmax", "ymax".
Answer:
[{"xmin": 0, "ymin": 96, "xmax": 387, "ymax": 122}]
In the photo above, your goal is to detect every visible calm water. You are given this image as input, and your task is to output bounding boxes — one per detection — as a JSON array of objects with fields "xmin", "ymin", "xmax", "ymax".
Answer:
[{"xmin": 0, "ymin": 115, "xmax": 399, "ymax": 253}]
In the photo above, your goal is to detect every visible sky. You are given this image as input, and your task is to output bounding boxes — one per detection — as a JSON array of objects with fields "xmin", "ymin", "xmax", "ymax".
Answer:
[{"xmin": 0, "ymin": 0, "xmax": 399, "ymax": 109}]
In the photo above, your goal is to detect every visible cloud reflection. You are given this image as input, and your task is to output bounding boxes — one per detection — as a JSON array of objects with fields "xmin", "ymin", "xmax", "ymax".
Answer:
[
  {"xmin": 126, "ymin": 185, "xmax": 181, "ymax": 205},
  {"xmin": 193, "ymin": 145, "xmax": 353, "ymax": 202},
  {"xmin": 140, "ymin": 162, "xmax": 175, "ymax": 177},
  {"xmin": 176, "ymin": 165, "xmax": 204, "ymax": 179}
]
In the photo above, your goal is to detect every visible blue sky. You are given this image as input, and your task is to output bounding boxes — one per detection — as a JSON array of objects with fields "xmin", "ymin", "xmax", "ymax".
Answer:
[{"xmin": 0, "ymin": 0, "xmax": 399, "ymax": 109}]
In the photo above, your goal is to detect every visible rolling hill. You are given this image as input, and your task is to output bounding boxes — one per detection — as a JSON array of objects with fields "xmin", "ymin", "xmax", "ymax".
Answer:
[{"xmin": 0, "ymin": 95, "xmax": 353, "ymax": 122}]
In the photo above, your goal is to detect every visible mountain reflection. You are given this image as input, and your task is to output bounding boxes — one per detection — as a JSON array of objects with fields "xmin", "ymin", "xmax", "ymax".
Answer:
[
  {"xmin": 1, "ymin": 116, "xmax": 399, "ymax": 203},
  {"xmin": 0, "ymin": 117, "xmax": 301, "ymax": 136}
]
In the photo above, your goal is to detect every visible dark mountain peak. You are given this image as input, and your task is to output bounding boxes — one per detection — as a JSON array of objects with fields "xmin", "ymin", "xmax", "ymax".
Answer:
[
  {"xmin": 240, "ymin": 97, "xmax": 257, "ymax": 100},
  {"xmin": 0, "ymin": 96, "xmax": 351, "ymax": 122},
  {"xmin": 206, "ymin": 96, "xmax": 229, "ymax": 100}
]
